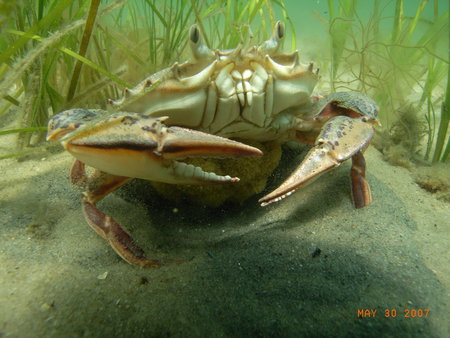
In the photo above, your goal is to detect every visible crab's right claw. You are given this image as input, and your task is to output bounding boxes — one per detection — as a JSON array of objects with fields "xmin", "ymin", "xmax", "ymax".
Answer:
[
  {"xmin": 259, "ymin": 116, "xmax": 375, "ymax": 208},
  {"xmin": 48, "ymin": 110, "xmax": 263, "ymax": 185}
]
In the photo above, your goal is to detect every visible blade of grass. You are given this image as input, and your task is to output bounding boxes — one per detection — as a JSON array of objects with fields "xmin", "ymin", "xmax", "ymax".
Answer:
[
  {"xmin": 144, "ymin": 0, "xmax": 167, "ymax": 27},
  {"xmin": 0, "ymin": 86, "xmax": 23, "ymax": 116},
  {"xmin": 0, "ymin": 126, "xmax": 47, "ymax": 136},
  {"xmin": 400, "ymin": 0, "xmax": 428, "ymax": 44},
  {"xmin": 2, "ymin": 95, "xmax": 20, "ymax": 106},
  {"xmin": 6, "ymin": 29, "xmax": 132, "ymax": 88},
  {"xmin": 66, "ymin": 0, "xmax": 101, "ymax": 103},
  {"xmin": 432, "ymin": 66, "xmax": 450, "ymax": 162},
  {"xmin": 0, "ymin": 146, "xmax": 48, "ymax": 160},
  {"xmin": 392, "ymin": 0, "xmax": 403, "ymax": 43}
]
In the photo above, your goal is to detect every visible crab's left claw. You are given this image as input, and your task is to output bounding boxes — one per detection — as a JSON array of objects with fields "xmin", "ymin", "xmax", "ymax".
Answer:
[{"xmin": 259, "ymin": 115, "xmax": 375, "ymax": 208}]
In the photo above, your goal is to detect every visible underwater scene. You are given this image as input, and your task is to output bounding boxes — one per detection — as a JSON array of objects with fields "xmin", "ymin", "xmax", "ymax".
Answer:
[{"xmin": 0, "ymin": 0, "xmax": 449, "ymax": 336}]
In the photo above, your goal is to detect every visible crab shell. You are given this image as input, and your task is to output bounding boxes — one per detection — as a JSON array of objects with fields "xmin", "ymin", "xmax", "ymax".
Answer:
[{"xmin": 108, "ymin": 22, "xmax": 319, "ymax": 141}]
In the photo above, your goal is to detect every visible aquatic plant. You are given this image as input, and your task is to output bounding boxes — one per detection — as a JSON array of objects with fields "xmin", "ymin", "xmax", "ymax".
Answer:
[
  {"xmin": 326, "ymin": 0, "xmax": 356, "ymax": 91},
  {"xmin": 0, "ymin": 0, "xmax": 292, "ymax": 160},
  {"xmin": 324, "ymin": 0, "xmax": 449, "ymax": 162},
  {"xmin": 428, "ymin": 65, "xmax": 449, "ymax": 162},
  {"xmin": 0, "ymin": 0, "xmax": 126, "ymax": 159}
]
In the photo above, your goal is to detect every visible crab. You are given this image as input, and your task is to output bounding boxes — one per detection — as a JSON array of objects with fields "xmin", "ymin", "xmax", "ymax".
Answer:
[{"xmin": 47, "ymin": 22, "xmax": 379, "ymax": 267}]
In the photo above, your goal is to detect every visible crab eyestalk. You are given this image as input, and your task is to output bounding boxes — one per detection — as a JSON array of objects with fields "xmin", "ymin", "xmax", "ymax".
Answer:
[
  {"xmin": 189, "ymin": 24, "xmax": 215, "ymax": 61},
  {"xmin": 258, "ymin": 21, "xmax": 285, "ymax": 55}
]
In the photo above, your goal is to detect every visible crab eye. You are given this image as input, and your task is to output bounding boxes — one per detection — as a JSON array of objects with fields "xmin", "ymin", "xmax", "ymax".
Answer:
[
  {"xmin": 189, "ymin": 24, "xmax": 214, "ymax": 60},
  {"xmin": 190, "ymin": 25, "xmax": 200, "ymax": 44},
  {"xmin": 276, "ymin": 21, "xmax": 285, "ymax": 40}
]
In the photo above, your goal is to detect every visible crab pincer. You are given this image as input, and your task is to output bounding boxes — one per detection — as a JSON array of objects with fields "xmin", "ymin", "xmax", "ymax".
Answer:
[
  {"xmin": 47, "ymin": 109, "xmax": 263, "ymax": 185},
  {"xmin": 259, "ymin": 92, "xmax": 380, "ymax": 209}
]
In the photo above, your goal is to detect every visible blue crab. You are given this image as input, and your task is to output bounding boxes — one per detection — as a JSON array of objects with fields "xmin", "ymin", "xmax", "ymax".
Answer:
[{"xmin": 47, "ymin": 22, "xmax": 379, "ymax": 267}]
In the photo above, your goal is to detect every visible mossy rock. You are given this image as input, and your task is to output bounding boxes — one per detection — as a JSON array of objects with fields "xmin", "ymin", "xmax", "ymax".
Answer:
[
  {"xmin": 150, "ymin": 140, "xmax": 281, "ymax": 207},
  {"xmin": 413, "ymin": 163, "xmax": 450, "ymax": 201}
]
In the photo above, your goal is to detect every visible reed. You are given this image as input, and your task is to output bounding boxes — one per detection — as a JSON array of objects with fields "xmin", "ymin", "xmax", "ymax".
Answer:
[
  {"xmin": 327, "ymin": 0, "xmax": 356, "ymax": 91},
  {"xmin": 325, "ymin": 0, "xmax": 449, "ymax": 162},
  {"xmin": 430, "ymin": 66, "xmax": 449, "ymax": 162}
]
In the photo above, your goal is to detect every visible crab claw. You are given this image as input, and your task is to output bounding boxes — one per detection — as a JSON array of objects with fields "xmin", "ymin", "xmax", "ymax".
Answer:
[
  {"xmin": 48, "ymin": 109, "xmax": 262, "ymax": 185},
  {"xmin": 259, "ymin": 116, "xmax": 375, "ymax": 207}
]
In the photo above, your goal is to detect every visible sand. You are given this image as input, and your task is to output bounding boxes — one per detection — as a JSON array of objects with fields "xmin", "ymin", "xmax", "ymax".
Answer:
[{"xmin": 0, "ymin": 144, "xmax": 448, "ymax": 337}]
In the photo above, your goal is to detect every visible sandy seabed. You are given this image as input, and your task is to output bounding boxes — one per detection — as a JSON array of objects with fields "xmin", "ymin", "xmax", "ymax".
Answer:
[{"xmin": 0, "ymin": 143, "xmax": 448, "ymax": 337}]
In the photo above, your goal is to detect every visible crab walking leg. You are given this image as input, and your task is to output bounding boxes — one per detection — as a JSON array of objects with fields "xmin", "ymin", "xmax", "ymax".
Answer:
[
  {"xmin": 70, "ymin": 159, "xmax": 88, "ymax": 187},
  {"xmin": 70, "ymin": 160, "xmax": 163, "ymax": 267},
  {"xmin": 350, "ymin": 151, "xmax": 372, "ymax": 208},
  {"xmin": 81, "ymin": 198, "xmax": 163, "ymax": 267},
  {"xmin": 259, "ymin": 116, "xmax": 375, "ymax": 206},
  {"xmin": 70, "ymin": 160, "xmax": 131, "ymax": 202}
]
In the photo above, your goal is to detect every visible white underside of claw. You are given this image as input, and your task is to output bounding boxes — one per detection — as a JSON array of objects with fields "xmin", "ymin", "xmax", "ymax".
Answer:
[
  {"xmin": 173, "ymin": 161, "xmax": 237, "ymax": 183},
  {"xmin": 65, "ymin": 143, "xmax": 238, "ymax": 185},
  {"xmin": 260, "ymin": 190, "xmax": 294, "ymax": 207}
]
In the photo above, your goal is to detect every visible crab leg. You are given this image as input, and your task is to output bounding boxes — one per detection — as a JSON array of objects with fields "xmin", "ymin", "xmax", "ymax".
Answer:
[
  {"xmin": 259, "ymin": 116, "xmax": 374, "ymax": 207},
  {"xmin": 73, "ymin": 161, "xmax": 188, "ymax": 267},
  {"xmin": 70, "ymin": 159, "xmax": 131, "ymax": 202},
  {"xmin": 70, "ymin": 160, "xmax": 161, "ymax": 267},
  {"xmin": 82, "ymin": 198, "xmax": 164, "ymax": 267},
  {"xmin": 350, "ymin": 151, "xmax": 372, "ymax": 208}
]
